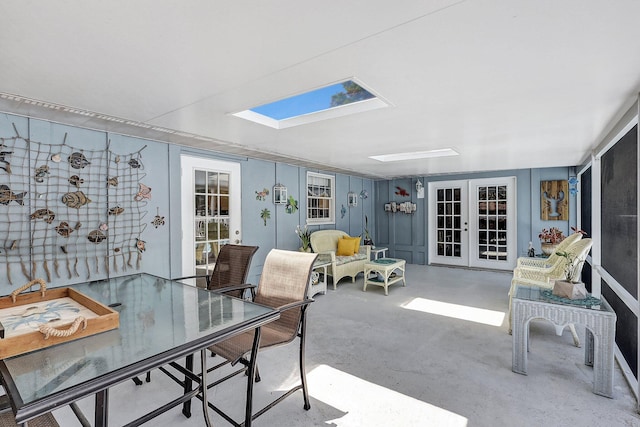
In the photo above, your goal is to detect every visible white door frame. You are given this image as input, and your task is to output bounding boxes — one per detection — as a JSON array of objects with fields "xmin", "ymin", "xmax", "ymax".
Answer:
[
  {"xmin": 428, "ymin": 180, "xmax": 469, "ymax": 267},
  {"xmin": 428, "ymin": 177, "xmax": 517, "ymax": 270},
  {"xmin": 468, "ymin": 177, "xmax": 517, "ymax": 270},
  {"xmin": 180, "ymin": 155, "xmax": 241, "ymax": 280}
]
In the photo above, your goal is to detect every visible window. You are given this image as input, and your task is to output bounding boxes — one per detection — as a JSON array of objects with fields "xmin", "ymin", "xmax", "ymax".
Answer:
[{"xmin": 306, "ymin": 172, "xmax": 335, "ymax": 225}]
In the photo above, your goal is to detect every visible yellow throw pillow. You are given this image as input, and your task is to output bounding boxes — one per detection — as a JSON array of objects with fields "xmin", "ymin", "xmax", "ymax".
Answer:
[
  {"xmin": 337, "ymin": 238, "xmax": 356, "ymax": 256},
  {"xmin": 342, "ymin": 236, "xmax": 361, "ymax": 254}
]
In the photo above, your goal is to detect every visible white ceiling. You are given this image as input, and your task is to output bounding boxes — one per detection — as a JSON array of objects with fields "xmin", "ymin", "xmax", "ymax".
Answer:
[{"xmin": 1, "ymin": 1, "xmax": 640, "ymax": 179}]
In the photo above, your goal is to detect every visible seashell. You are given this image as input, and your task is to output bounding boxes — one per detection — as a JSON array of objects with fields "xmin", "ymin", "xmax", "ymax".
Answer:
[
  {"xmin": 114, "ymin": 155, "xmax": 120, "ymax": 164},
  {"xmin": 34, "ymin": 165, "xmax": 50, "ymax": 183},
  {"xmin": 0, "ymin": 185, "xmax": 26, "ymax": 205},
  {"xmin": 114, "ymin": 247, "xmax": 121, "ymax": 253},
  {"xmin": 68, "ymin": 152, "xmax": 91, "ymax": 169},
  {"xmin": 51, "ymin": 153, "xmax": 61, "ymax": 163},
  {"xmin": 60, "ymin": 245, "xmax": 68, "ymax": 254},
  {"xmin": 62, "ymin": 191, "xmax": 91, "ymax": 209},
  {"xmin": 30, "ymin": 208, "xmax": 55, "ymax": 224},
  {"xmin": 107, "ymin": 176, "xmax": 118, "ymax": 187},
  {"xmin": 128, "ymin": 158, "xmax": 142, "ymax": 169},
  {"xmin": 74, "ymin": 222, "xmax": 82, "ymax": 230},
  {"xmin": 69, "ymin": 175, "xmax": 84, "ymax": 188},
  {"xmin": 135, "ymin": 238, "xmax": 146, "ymax": 253},
  {"xmin": 108, "ymin": 206, "xmax": 124, "ymax": 216},
  {"xmin": 55, "ymin": 221, "xmax": 74, "ymax": 237},
  {"xmin": 134, "ymin": 183, "xmax": 152, "ymax": 201},
  {"xmin": 99, "ymin": 223, "xmax": 108, "ymax": 231},
  {"xmin": 87, "ymin": 230, "xmax": 106, "ymax": 243}
]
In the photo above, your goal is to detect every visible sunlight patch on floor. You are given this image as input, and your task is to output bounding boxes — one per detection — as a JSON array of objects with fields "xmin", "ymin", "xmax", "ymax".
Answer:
[
  {"xmin": 306, "ymin": 365, "xmax": 467, "ymax": 427},
  {"xmin": 402, "ymin": 298, "xmax": 505, "ymax": 327}
]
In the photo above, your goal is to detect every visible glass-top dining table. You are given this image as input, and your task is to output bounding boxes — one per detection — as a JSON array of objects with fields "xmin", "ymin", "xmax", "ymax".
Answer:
[{"xmin": 0, "ymin": 273, "xmax": 279, "ymax": 426}]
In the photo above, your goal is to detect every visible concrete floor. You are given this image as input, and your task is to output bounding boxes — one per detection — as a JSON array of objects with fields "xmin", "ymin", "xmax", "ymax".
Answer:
[{"xmin": 52, "ymin": 265, "xmax": 639, "ymax": 426}]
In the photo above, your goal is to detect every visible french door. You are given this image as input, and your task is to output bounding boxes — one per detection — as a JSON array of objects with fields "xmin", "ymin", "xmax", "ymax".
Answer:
[
  {"xmin": 181, "ymin": 156, "xmax": 241, "ymax": 286},
  {"xmin": 429, "ymin": 177, "xmax": 516, "ymax": 270}
]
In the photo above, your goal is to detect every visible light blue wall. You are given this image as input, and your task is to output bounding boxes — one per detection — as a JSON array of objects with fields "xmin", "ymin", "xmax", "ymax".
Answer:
[
  {"xmin": 0, "ymin": 114, "xmax": 171, "ymax": 296},
  {"xmin": 0, "ymin": 113, "xmax": 374, "ymax": 294},
  {"xmin": 374, "ymin": 167, "xmax": 574, "ymax": 264}
]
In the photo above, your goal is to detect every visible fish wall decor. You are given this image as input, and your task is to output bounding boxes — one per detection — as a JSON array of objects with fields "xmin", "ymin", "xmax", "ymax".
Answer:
[
  {"xmin": 68, "ymin": 175, "xmax": 84, "ymax": 188},
  {"xmin": 0, "ymin": 185, "xmax": 26, "ymax": 205},
  {"xmin": 128, "ymin": 158, "xmax": 142, "ymax": 169},
  {"xmin": 108, "ymin": 206, "xmax": 124, "ymax": 216},
  {"xmin": 30, "ymin": 209, "xmax": 55, "ymax": 224},
  {"xmin": 0, "ymin": 150, "xmax": 12, "ymax": 174},
  {"xmin": 87, "ymin": 230, "xmax": 106, "ymax": 243},
  {"xmin": 34, "ymin": 165, "xmax": 50, "ymax": 183},
  {"xmin": 62, "ymin": 191, "xmax": 91, "ymax": 209},
  {"xmin": 68, "ymin": 152, "xmax": 91, "ymax": 169},
  {"xmin": 55, "ymin": 221, "xmax": 75, "ymax": 237}
]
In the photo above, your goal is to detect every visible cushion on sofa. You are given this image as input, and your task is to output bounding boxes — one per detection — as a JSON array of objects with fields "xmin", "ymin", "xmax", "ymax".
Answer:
[
  {"xmin": 342, "ymin": 236, "xmax": 361, "ymax": 253},
  {"xmin": 337, "ymin": 238, "xmax": 356, "ymax": 256},
  {"xmin": 335, "ymin": 253, "xmax": 367, "ymax": 265}
]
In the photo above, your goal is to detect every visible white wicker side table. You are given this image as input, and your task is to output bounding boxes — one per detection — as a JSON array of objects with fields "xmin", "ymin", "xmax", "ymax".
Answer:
[
  {"xmin": 511, "ymin": 286, "xmax": 616, "ymax": 398},
  {"xmin": 308, "ymin": 257, "xmax": 331, "ymax": 298},
  {"xmin": 363, "ymin": 258, "xmax": 406, "ymax": 296}
]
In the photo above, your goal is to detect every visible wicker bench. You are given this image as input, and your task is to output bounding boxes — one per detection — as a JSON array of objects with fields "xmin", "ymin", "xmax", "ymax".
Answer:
[{"xmin": 310, "ymin": 230, "xmax": 370, "ymax": 288}]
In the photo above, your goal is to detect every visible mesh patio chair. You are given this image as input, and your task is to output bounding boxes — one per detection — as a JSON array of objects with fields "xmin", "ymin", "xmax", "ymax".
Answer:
[
  {"xmin": 0, "ymin": 394, "xmax": 60, "ymax": 427},
  {"xmin": 509, "ymin": 238, "xmax": 593, "ymax": 346},
  {"xmin": 204, "ymin": 249, "xmax": 317, "ymax": 426},
  {"xmin": 515, "ymin": 232, "xmax": 583, "ymax": 270},
  {"xmin": 176, "ymin": 244, "xmax": 259, "ymax": 297},
  {"xmin": 135, "ymin": 244, "xmax": 259, "ymax": 386}
]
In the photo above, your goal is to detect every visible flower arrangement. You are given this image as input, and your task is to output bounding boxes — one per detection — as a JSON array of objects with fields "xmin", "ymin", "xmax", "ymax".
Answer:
[
  {"xmin": 555, "ymin": 250, "xmax": 584, "ymax": 283},
  {"xmin": 295, "ymin": 225, "xmax": 311, "ymax": 251},
  {"xmin": 538, "ymin": 227, "xmax": 565, "ymax": 244}
]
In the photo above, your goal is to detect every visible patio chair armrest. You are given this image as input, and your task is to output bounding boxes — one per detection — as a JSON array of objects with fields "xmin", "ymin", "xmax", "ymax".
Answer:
[
  {"xmin": 172, "ymin": 274, "xmax": 207, "ymax": 282},
  {"xmin": 213, "ymin": 283, "xmax": 257, "ymax": 297},
  {"xmin": 276, "ymin": 299, "xmax": 314, "ymax": 313}
]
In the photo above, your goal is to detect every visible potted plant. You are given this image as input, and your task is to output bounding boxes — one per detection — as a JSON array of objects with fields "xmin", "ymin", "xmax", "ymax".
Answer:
[
  {"xmin": 538, "ymin": 227, "xmax": 565, "ymax": 255},
  {"xmin": 295, "ymin": 225, "xmax": 312, "ymax": 252},
  {"xmin": 552, "ymin": 250, "xmax": 587, "ymax": 299}
]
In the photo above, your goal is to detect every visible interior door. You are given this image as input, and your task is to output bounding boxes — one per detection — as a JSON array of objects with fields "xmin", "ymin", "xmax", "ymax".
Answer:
[
  {"xmin": 428, "ymin": 180, "xmax": 469, "ymax": 266},
  {"xmin": 468, "ymin": 177, "xmax": 517, "ymax": 270},
  {"xmin": 181, "ymin": 156, "xmax": 241, "ymax": 286}
]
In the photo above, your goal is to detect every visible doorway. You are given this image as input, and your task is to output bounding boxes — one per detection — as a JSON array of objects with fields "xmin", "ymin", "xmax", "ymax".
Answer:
[
  {"xmin": 181, "ymin": 156, "xmax": 241, "ymax": 286},
  {"xmin": 428, "ymin": 177, "xmax": 516, "ymax": 270}
]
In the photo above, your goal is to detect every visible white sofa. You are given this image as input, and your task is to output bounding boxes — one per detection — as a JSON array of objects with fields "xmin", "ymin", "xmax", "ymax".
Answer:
[{"xmin": 310, "ymin": 230, "xmax": 371, "ymax": 288}]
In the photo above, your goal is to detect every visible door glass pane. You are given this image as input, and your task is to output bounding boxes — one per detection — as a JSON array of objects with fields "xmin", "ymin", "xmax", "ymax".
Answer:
[
  {"xmin": 477, "ymin": 185, "xmax": 507, "ymax": 261},
  {"xmin": 195, "ymin": 171, "xmax": 206, "ymax": 193},
  {"xmin": 219, "ymin": 173, "xmax": 229, "ymax": 194},
  {"xmin": 208, "ymin": 172, "xmax": 218, "ymax": 194},
  {"xmin": 193, "ymin": 169, "xmax": 234, "ymax": 287},
  {"xmin": 436, "ymin": 186, "xmax": 463, "ymax": 259}
]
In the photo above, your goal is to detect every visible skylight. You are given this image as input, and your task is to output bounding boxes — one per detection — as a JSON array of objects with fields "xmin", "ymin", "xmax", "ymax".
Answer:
[
  {"xmin": 369, "ymin": 148, "xmax": 459, "ymax": 162},
  {"xmin": 232, "ymin": 80, "xmax": 388, "ymax": 129}
]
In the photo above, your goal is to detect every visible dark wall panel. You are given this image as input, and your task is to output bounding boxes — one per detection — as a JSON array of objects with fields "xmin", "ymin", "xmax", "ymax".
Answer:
[
  {"xmin": 601, "ymin": 125, "xmax": 637, "ymax": 298},
  {"xmin": 602, "ymin": 280, "xmax": 638, "ymax": 378},
  {"xmin": 580, "ymin": 167, "xmax": 592, "ymax": 237}
]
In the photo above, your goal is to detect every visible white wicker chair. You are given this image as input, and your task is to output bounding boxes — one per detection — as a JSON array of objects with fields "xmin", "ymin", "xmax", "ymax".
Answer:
[
  {"xmin": 515, "ymin": 232, "xmax": 582, "ymax": 270},
  {"xmin": 508, "ymin": 238, "xmax": 593, "ymax": 346}
]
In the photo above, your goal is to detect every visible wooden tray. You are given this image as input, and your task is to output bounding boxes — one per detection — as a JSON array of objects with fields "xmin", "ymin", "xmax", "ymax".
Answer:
[{"xmin": 0, "ymin": 279, "xmax": 119, "ymax": 359}]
